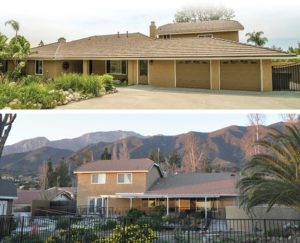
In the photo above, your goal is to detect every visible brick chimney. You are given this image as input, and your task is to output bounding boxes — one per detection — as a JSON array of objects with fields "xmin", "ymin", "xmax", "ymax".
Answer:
[
  {"xmin": 58, "ymin": 37, "xmax": 66, "ymax": 43},
  {"xmin": 149, "ymin": 21, "xmax": 157, "ymax": 39}
]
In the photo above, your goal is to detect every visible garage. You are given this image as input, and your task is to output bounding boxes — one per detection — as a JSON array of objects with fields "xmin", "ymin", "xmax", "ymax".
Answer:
[
  {"xmin": 176, "ymin": 60, "xmax": 210, "ymax": 89},
  {"xmin": 220, "ymin": 60, "xmax": 261, "ymax": 91}
]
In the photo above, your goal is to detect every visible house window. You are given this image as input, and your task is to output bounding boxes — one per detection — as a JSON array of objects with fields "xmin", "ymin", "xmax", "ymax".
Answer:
[
  {"xmin": 35, "ymin": 60, "xmax": 43, "ymax": 75},
  {"xmin": 163, "ymin": 35, "xmax": 170, "ymax": 39},
  {"xmin": 91, "ymin": 174, "xmax": 106, "ymax": 184},
  {"xmin": 106, "ymin": 60, "xmax": 127, "ymax": 74},
  {"xmin": 0, "ymin": 201, "xmax": 7, "ymax": 215},
  {"xmin": 117, "ymin": 173, "xmax": 132, "ymax": 184}
]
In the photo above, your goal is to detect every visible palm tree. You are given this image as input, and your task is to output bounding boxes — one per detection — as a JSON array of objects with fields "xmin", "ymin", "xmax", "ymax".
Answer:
[
  {"xmin": 237, "ymin": 124, "xmax": 300, "ymax": 214},
  {"xmin": 5, "ymin": 20, "xmax": 20, "ymax": 37},
  {"xmin": 245, "ymin": 31, "xmax": 268, "ymax": 47}
]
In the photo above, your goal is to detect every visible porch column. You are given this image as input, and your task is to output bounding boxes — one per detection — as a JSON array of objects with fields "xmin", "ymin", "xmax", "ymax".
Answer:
[
  {"xmin": 106, "ymin": 198, "xmax": 109, "ymax": 218},
  {"xmin": 210, "ymin": 60, "xmax": 221, "ymax": 90},
  {"xmin": 174, "ymin": 60, "xmax": 177, "ymax": 87},
  {"xmin": 83, "ymin": 60, "xmax": 90, "ymax": 75},
  {"xmin": 130, "ymin": 198, "xmax": 133, "ymax": 209},
  {"xmin": 166, "ymin": 197, "xmax": 169, "ymax": 216},
  {"xmin": 136, "ymin": 60, "xmax": 139, "ymax": 84},
  {"xmin": 204, "ymin": 197, "xmax": 208, "ymax": 220},
  {"xmin": 260, "ymin": 59, "xmax": 272, "ymax": 92}
]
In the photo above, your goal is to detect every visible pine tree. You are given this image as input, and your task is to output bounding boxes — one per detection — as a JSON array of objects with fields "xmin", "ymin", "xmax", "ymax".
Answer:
[
  {"xmin": 101, "ymin": 147, "xmax": 111, "ymax": 160},
  {"xmin": 55, "ymin": 158, "xmax": 71, "ymax": 187}
]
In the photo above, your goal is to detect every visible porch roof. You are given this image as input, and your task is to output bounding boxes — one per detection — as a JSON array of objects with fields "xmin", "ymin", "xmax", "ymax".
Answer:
[
  {"xmin": 28, "ymin": 33, "xmax": 295, "ymax": 60},
  {"xmin": 0, "ymin": 180, "xmax": 17, "ymax": 199}
]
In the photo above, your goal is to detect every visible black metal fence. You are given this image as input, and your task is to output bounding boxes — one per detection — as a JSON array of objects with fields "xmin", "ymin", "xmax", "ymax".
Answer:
[
  {"xmin": 272, "ymin": 63, "xmax": 300, "ymax": 91},
  {"xmin": 1, "ymin": 215, "xmax": 300, "ymax": 242}
]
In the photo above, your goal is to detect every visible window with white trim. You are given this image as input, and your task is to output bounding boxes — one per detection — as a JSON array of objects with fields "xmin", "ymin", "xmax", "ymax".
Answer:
[
  {"xmin": 106, "ymin": 60, "xmax": 127, "ymax": 74},
  {"xmin": 35, "ymin": 60, "xmax": 43, "ymax": 75},
  {"xmin": 91, "ymin": 174, "xmax": 106, "ymax": 184},
  {"xmin": 117, "ymin": 173, "xmax": 132, "ymax": 184}
]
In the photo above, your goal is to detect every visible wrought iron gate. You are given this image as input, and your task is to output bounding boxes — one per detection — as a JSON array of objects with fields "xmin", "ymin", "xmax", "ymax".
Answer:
[{"xmin": 272, "ymin": 63, "xmax": 300, "ymax": 91}]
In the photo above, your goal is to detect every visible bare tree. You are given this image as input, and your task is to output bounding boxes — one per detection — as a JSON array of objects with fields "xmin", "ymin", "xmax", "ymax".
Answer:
[
  {"xmin": 281, "ymin": 114, "xmax": 299, "ymax": 124},
  {"xmin": 111, "ymin": 142, "xmax": 118, "ymax": 160},
  {"xmin": 118, "ymin": 137, "xmax": 129, "ymax": 160},
  {"xmin": 182, "ymin": 133, "xmax": 204, "ymax": 172},
  {"xmin": 0, "ymin": 114, "xmax": 17, "ymax": 159},
  {"xmin": 38, "ymin": 160, "xmax": 48, "ymax": 190},
  {"xmin": 247, "ymin": 114, "xmax": 266, "ymax": 154}
]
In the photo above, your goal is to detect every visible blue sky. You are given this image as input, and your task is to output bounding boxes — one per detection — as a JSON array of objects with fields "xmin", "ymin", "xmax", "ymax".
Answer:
[
  {"xmin": 5, "ymin": 112, "xmax": 298, "ymax": 145},
  {"xmin": 0, "ymin": 0, "xmax": 299, "ymax": 50}
]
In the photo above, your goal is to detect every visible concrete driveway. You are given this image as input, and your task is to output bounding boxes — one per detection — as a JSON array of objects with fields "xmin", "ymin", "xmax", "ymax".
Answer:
[{"xmin": 56, "ymin": 85, "xmax": 300, "ymax": 109}]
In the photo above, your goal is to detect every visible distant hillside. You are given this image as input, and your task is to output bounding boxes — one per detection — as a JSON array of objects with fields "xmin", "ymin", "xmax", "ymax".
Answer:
[
  {"xmin": 1, "ymin": 122, "xmax": 297, "ymax": 176},
  {"xmin": 0, "ymin": 147, "xmax": 73, "ymax": 176},
  {"xmin": 3, "ymin": 131, "xmax": 144, "ymax": 155}
]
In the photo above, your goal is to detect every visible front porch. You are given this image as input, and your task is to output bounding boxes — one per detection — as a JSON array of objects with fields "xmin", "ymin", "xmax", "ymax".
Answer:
[{"xmin": 79, "ymin": 195, "xmax": 234, "ymax": 219}]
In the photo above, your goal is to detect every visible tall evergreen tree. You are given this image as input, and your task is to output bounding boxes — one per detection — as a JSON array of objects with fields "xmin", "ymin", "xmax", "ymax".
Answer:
[
  {"xmin": 101, "ymin": 147, "xmax": 111, "ymax": 160},
  {"xmin": 55, "ymin": 158, "xmax": 71, "ymax": 187}
]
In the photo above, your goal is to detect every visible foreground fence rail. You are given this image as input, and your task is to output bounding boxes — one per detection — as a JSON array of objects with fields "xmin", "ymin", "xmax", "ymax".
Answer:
[{"xmin": 1, "ymin": 215, "xmax": 300, "ymax": 242}]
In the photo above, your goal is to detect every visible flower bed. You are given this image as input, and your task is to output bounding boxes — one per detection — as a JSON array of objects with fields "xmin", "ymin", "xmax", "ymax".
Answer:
[{"xmin": 0, "ymin": 73, "xmax": 116, "ymax": 109}]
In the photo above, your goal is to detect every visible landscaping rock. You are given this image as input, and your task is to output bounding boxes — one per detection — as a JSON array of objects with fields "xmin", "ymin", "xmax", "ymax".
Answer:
[
  {"xmin": 99, "ymin": 87, "xmax": 106, "ymax": 96},
  {"xmin": 68, "ymin": 88, "xmax": 74, "ymax": 94},
  {"xmin": 9, "ymin": 99, "xmax": 20, "ymax": 106}
]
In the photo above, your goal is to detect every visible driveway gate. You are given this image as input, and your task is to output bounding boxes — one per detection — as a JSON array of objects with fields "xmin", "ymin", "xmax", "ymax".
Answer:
[{"xmin": 272, "ymin": 63, "xmax": 300, "ymax": 91}]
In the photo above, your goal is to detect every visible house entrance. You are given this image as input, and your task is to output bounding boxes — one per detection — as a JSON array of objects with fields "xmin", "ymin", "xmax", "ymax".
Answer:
[
  {"xmin": 139, "ymin": 60, "xmax": 148, "ymax": 84},
  {"xmin": 88, "ymin": 197, "xmax": 107, "ymax": 215}
]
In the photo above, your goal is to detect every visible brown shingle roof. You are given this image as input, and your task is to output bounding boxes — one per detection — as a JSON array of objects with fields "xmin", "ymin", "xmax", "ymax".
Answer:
[
  {"xmin": 146, "ymin": 173, "xmax": 238, "ymax": 196},
  {"xmin": 28, "ymin": 32, "xmax": 294, "ymax": 60},
  {"xmin": 157, "ymin": 20, "xmax": 244, "ymax": 35},
  {"xmin": 74, "ymin": 158, "xmax": 156, "ymax": 173},
  {"xmin": 0, "ymin": 180, "xmax": 17, "ymax": 199}
]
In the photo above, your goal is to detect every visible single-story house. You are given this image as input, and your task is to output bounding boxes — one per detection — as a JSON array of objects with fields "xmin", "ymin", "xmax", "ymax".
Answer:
[
  {"xmin": 3, "ymin": 20, "xmax": 295, "ymax": 92},
  {"xmin": 13, "ymin": 187, "xmax": 76, "ymax": 216},
  {"xmin": 0, "ymin": 180, "xmax": 17, "ymax": 215},
  {"xmin": 74, "ymin": 158, "xmax": 239, "ymax": 218}
]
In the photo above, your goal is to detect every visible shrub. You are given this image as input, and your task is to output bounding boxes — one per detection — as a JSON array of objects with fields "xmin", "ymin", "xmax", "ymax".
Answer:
[
  {"xmin": 21, "ymin": 75, "xmax": 42, "ymax": 85},
  {"xmin": 54, "ymin": 73, "xmax": 102, "ymax": 96},
  {"xmin": 94, "ymin": 224, "xmax": 157, "ymax": 243},
  {"xmin": 59, "ymin": 226, "xmax": 98, "ymax": 243},
  {"xmin": 3, "ymin": 233, "xmax": 44, "ymax": 243},
  {"xmin": 16, "ymin": 83, "xmax": 64, "ymax": 109},
  {"xmin": 56, "ymin": 218, "xmax": 70, "ymax": 230},
  {"xmin": 125, "ymin": 208, "xmax": 145, "ymax": 224},
  {"xmin": 0, "ymin": 82, "xmax": 18, "ymax": 108},
  {"xmin": 98, "ymin": 219, "xmax": 118, "ymax": 230},
  {"xmin": 100, "ymin": 74, "xmax": 114, "ymax": 92}
]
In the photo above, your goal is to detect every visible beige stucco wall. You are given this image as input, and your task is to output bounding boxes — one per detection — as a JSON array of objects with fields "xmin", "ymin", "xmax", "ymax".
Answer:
[
  {"xmin": 262, "ymin": 59, "xmax": 272, "ymax": 91},
  {"xmin": 146, "ymin": 166, "xmax": 161, "ymax": 190},
  {"xmin": 176, "ymin": 61, "xmax": 210, "ymax": 89},
  {"xmin": 159, "ymin": 31, "xmax": 239, "ymax": 42},
  {"xmin": 92, "ymin": 60, "xmax": 105, "ymax": 75},
  {"xmin": 149, "ymin": 60, "xmax": 175, "ymax": 87},
  {"xmin": 211, "ymin": 60, "xmax": 220, "ymax": 90},
  {"xmin": 76, "ymin": 172, "xmax": 148, "ymax": 206},
  {"xmin": 220, "ymin": 60, "xmax": 261, "ymax": 91},
  {"xmin": 128, "ymin": 60, "xmax": 138, "ymax": 85}
]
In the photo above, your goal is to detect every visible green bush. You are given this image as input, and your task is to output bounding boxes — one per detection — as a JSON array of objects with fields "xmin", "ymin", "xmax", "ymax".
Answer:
[
  {"xmin": 98, "ymin": 219, "xmax": 118, "ymax": 230},
  {"xmin": 125, "ymin": 208, "xmax": 145, "ymax": 224},
  {"xmin": 21, "ymin": 75, "xmax": 42, "ymax": 85},
  {"xmin": 58, "ymin": 226, "xmax": 98, "ymax": 243},
  {"xmin": 94, "ymin": 224, "xmax": 157, "ymax": 243},
  {"xmin": 56, "ymin": 218, "xmax": 70, "ymax": 230},
  {"xmin": 54, "ymin": 73, "xmax": 103, "ymax": 96},
  {"xmin": 16, "ymin": 83, "xmax": 64, "ymax": 109},
  {"xmin": 3, "ymin": 233, "xmax": 44, "ymax": 243},
  {"xmin": 100, "ymin": 74, "xmax": 114, "ymax": 92},
  {"xmin": 0, "ymin": 82, "xmax": 18, "ymax": 108}
]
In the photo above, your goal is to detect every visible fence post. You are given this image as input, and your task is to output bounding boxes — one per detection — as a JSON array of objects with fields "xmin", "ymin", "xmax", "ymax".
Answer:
[
  {"xmin": 187, "ymin": 216, "xmax": 190, "ymax": 243},
  {"xmin": 20, "ymin": 216, "xmax": 24, "ymax": 243},
  {"xmin": 68, "ymin": 217, "xmax": 71, "ymax": 243},
  {"xmin": 263, "ymin": 219, "xmax": 267, "ymax": 243}
]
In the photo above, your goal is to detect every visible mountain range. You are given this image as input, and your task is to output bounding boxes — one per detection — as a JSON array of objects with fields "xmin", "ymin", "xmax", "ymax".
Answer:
[{"xmin": 0, "ymin": 122, "xmax": 292, "ymax": 176}]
